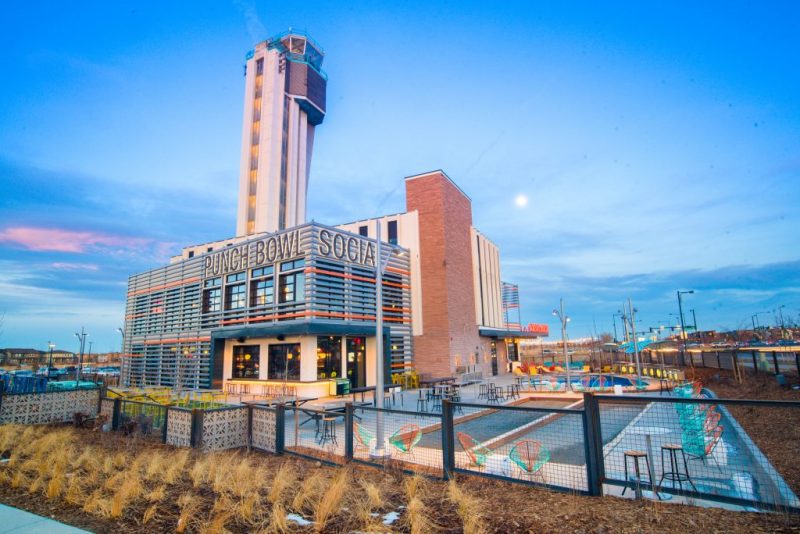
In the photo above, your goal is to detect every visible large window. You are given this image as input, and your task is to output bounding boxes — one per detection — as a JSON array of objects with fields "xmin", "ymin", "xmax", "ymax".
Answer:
[
  {"xmin": 279, "ymin": 258, "xmax": 305, "ymax": 303},
  {"xmin": 203, "ymin": 287, "xmax": 221, "ymax": 313},
  {"xmin": 250, "ymin": 278, "xmax": 274, "ymax": 307},
  {"xmin": 225, "ymin": 283, "xmax": 246, "ymax": 310},
  {"xmin": 268, "ymin": 343, "xmax": 300, "ymax": 380},
  {"xmin": 358, "ymin": 225, "xmax": 368, "ymax": 237},
  {"xmin": 232, "ymin": 345, "xmax": 260, "ymax": 379},
  {"xmin": 316, "ymin": 336, "xmax": 342, "ymax": 379}
]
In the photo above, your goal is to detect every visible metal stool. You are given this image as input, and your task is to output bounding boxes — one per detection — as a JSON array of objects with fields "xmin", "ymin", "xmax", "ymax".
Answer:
[
  {"xmin": 478, "ymin": 383, "xmax": 488, "ymax": 399},
  {"xmin": 506, "ymin": 383, "xmax": 520, "ymax": 400},
  {"xmin": 318, "ymin": 416, "xmax": 338, "ymax": 446},
  {"xmin": 431, "ymin": 390, "xmax": 442, "ymax": 412},
  {"xmin": 659, "ymin": 379, "xmax": 670, "ymax": 396},
  {"xmin": 416, "ymin": 389, "xmax": 428, "ymax": 412},
  {"xmin": 659, "ymin": 444, "xmax": 696, "ymax": 493},
  {"xmin": 622, "ymin": 450, "xmax": 655, "ymax": 499}
]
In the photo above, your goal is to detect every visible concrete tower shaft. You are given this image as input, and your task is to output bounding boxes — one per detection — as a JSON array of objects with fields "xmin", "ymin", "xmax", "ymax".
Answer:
[{"xmin": 237, "ymin": 31, "xmax": 327, "ymax": 236}]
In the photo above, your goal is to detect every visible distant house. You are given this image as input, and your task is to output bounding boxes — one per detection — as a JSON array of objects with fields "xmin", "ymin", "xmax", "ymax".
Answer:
[{"xmin": 0, "ymin": 348, "xmax": 43, "ymax": 365}]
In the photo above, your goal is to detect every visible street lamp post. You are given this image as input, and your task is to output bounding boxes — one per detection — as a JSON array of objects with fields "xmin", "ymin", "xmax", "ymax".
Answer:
[
  {"xmin": 612, "ymin": 314, "xmax": 619, "ymax": 343},
  {"xmin": 47, "ymin": 341, "xmax": 55, "ymax": 379},
  {"xmin": 628, "ymin": 298, "xmax": 642, "ymax": 381},
  {"xmin": 552, "ymin": 299, "xmax": 571, "ymax": 391},
  {"xmin": 677, "ymin": 290, "xmax": 694, "ymax": 366},
  {"xmin": 74, "ymin": 328, "xmax": 88, "ymax": 384}
]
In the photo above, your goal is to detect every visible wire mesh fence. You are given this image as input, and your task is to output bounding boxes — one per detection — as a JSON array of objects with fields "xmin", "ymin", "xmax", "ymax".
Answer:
[
  {"xmin": 451, "ymin": 402, "xmax": 589, "ymax": 492},
  {"xmin": 119, "ymin": 399, "xmax": 167, "ymax": 440},
  {"xmin": 353, "ymin": 405, "xmax": 444, "ymax": 476},
  {"xmin": 596, "ymin": 391, "xmax": 800, "ymax": 512},
  {"xmin": 284, "ymin": 406, "xmax": 348, "ymax": 465}
]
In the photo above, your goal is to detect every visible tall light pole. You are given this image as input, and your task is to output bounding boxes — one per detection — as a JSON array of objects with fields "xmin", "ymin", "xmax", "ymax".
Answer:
[
  {"xmin": 552, "ymin": 299, "xmax": 571, "ymax": 391},
  {"xmin": 612, "ymin": 314, "xmax": 619, "ymax": 343},
  {"xmin": 628, "ymin": 298, "xmax": 642, "ymax": 381},
  {"xmin": 47, "ymin": 341, "xmax": 55, "ymax": 379},
  {"xmin": 677, "ymin": 290, "xmax": 693, "ymax": 366},
  {"xmin": 371, "ymin": 223, "xmax": 404, "ymax": 458},
  {"xmin": 74, "ymin": 328, "xmax": 88, "ymax": 383}
]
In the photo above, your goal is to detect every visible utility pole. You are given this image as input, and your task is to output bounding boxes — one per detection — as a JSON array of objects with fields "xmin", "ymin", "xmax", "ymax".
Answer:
[
  {"xmin": 628, "ymin": 298, "xmax": 642, "ymax": 381},
  {"xmin": 47, "ymin": 341, "xmax": 55, "ymax": 379},
  {"xmin": 677, "ymin": 290, "xmax": 693, "ymax": 366},
  {"xmin": 612, "ymin": 314, "xmax": 619, "ymax": 343},
  {"xmin": 74, "ymin": 327, "xmax": 88, "ymax": 384}
]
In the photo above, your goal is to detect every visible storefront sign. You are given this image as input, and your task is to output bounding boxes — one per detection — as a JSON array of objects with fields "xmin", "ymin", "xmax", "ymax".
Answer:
[
  {"xmin": 523, "ymin": 323, "xmax": 550, "ymax": 335},
  {"xmin": 203, "ymin": 230, "xmax": 301, "ymax": 278},
  {"xmin": 318, "ymin": 228, "xmax": 375, "ymax": 267}
]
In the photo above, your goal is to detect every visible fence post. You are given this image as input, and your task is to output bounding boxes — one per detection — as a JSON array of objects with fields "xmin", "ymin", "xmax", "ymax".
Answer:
[
  {"xmin": 111, "ymin": 398, "xmax": 122, "ymax": 430},
  {"xmin": 582, "ymin": 392, "xmax": 603, "ymax": 496},
  {"xmin": 796, "ymin": 352, "xmax": 799, "ymax": 377},
  {"xmin": 441, "ymin": 399, "xmax": 455, "ymax": 480},
  {"xmin": 275, "ymin": 404, "xmax": 285, "ymax": 455},
  {"xmin": 162, "ymin": 407, "xmax": 169, "ymax": 444},
  {"xmin": 246, "ymin": 404, "xmax": 253, "ymax": 451},
  {"xmin": 752, "ymin": 351, "xmax": 758, "ymax": 374},
  {"xmin": 716, "ymin": 351, "xmax": 721, "ymax": 369},
  {"xmin": 772, "ymin": 351, "xmax": 780, "ymax": 375},
  {"xmin": 190, "ymin": 409, "xmax": 204, "ymax": 448},
  {"xmin": 344, "ymin": 402, "xmax": 354, "ymax": 461}
]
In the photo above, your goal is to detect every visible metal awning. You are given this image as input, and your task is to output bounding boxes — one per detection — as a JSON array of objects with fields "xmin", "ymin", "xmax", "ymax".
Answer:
[{"xmin": 211, "ymin": 320, "xmax": 389, "ymax": 340}]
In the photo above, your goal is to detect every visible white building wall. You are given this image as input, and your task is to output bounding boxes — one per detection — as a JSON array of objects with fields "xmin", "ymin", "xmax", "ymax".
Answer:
[{"xmin": 471, "ymin": 227, "xmax": 504, "ymax": 329}]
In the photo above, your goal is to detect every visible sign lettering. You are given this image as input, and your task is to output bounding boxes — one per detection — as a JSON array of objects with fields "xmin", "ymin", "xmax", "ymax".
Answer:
[
  {"xmin": 203, "ymin": 230, "xmax": 301, "ymax": 278},
  {"xmin": 318, "ymin": 228, "xmax": 375, "ymax": 267}
]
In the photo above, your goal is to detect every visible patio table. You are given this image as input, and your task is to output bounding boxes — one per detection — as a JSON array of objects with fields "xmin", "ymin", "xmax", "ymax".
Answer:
[{"xmin": 626, "ymin": 426, "xmax": 673, "ymax": 500}]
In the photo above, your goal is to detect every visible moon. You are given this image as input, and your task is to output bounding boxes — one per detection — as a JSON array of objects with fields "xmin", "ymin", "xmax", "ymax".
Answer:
[{"xmin": 514, "ymin": 194, "xmax": 528, "ymax": 208}]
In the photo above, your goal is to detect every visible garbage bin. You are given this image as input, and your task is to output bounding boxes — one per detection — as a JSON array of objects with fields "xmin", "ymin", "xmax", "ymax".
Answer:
[{"xmin": 336, "ymin": 378, "xmax": 351, "ymax": 396}]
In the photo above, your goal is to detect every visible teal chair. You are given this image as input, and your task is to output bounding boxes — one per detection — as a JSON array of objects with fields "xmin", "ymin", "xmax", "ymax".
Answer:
[
  {"xmin": 457, "ymin": 432, "xmax": 492, "ymax": 470},
  {"xmin": 509, "ymin": 440, "xmax": 550, "ymax": 483}
]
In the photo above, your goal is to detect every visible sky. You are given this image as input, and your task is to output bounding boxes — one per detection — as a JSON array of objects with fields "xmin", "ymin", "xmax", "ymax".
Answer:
[{"xmin": 0, "ymin": 1, "xmax": 799, "ymax": 352}]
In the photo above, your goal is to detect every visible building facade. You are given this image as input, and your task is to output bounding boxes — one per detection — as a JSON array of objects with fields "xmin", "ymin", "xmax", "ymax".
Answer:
[
  {"xmin": 236, "ymin": 31, "xmax": 327, "ymax": 236},
  {"xmin": 122, "ymin": 223, "xmax": 411, "ymax": 395}
]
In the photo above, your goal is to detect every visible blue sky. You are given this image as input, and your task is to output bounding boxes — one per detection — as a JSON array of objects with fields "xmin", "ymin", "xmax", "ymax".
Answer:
[{"xmin": 1, "ymin": 1, "xmax": 799, "ymax": 352}]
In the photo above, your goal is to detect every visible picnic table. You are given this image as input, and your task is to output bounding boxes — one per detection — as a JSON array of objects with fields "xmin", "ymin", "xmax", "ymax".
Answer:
[{"xmin": 243, "ymin": 396, "xmax": 317, "ymax": 407}]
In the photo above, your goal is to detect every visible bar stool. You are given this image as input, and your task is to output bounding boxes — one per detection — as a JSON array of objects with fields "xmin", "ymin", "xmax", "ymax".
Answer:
[
  {"xmin": 622, "ymin": 450, "xmax": 656, "ymax": 499},
  {"xmin": 431, "ymin": 390, "xmax": 442, "ymax": 412},
  {"xmin": 478, "ymin": 383, "xmax": 488, "ymax": 399},
  {"xmin": 318, "ymin": 416, "xmax": 338, "ymax": 446},
  {"xmin": 658, "ymin": 444, "xmax": 696, "ymax": 493},
  {"xmin": 506, "ymin": 383, "xmax": 520, "ymax": 400},
  {"xmin": 448, "ymin": 389, "xmax": 464, "ymax": 414},
  {"xmin": 416, "ymin": 389, "xmax": 428, "ymax": 412}
]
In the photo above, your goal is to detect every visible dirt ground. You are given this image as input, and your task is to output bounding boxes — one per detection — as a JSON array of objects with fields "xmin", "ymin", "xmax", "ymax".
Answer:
[
  {"xmin": 687, "ymin": 367, "xmax": 800, "ymax": 496},
  {"xmin": 0, "ymin": 422, "xmax": 798, "ymax": 533}
]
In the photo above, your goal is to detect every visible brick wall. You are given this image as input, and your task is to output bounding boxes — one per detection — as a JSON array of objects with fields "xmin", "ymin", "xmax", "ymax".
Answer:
[{"xmin": 406, "ymin": 171, "xmax": 482, "ymax": 377}]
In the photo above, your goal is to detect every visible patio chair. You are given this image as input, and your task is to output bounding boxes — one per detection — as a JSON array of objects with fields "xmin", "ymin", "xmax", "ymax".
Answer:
[
  {"xmin": 353, "ymin": 422, "xmax": 375, "ymax": 453},
  {"xmin": 457, "ymin": 432, "xmax": 491, "ymax": 470},
  {"xmin": 388, "ymin": 424, "xmax": 422, "ymax": 460},
  {"xmin": 508, "ymin": 440, "xmax": 550, "ymax": 483}
]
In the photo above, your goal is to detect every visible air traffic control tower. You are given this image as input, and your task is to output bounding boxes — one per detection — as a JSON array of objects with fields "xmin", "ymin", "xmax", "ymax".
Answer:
[{"xmin": 236, "ymin": 31, "xmax": 327, "ymax": 236}]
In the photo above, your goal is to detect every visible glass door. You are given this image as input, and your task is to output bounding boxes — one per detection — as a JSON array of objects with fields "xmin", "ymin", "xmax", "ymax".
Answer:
[{"xmin": 346, "ymin": 336, "xmax": 366, "ymax": 388}]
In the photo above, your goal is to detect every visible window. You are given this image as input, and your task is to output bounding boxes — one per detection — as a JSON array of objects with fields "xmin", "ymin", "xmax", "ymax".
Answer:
[
  {"xmin": 252, "ymin": 266, "xmax": 274, "ymax": 278},
  {"xmin": 250, "ymin": 278, "xmax": 274, "ymax": 306},
  {"xmin": 278, "ymin": 258, "xmax": 305, "ymax": 304},
  {"xmin": 205, "ymin": 278, "xmax": 221, "ymax": 288},
  {"xmin": 317, "ymin": 336, "xmax": 342, "ymax": 379},
  {"xmin": 232, "ymin": 345, "xmax": 259, "ymax": 379},
  {"xmin": 279, "ymin": 272, "xmax": 305, "ymax": 303},
  {"xmin": 225, "ymin": 283, "xmax": 246, "ymax": 310},
  {"xmin": 188, "ymin": 251, "xmax": 195, "ymax": 258},
  {"xmin": 202, "ymin": 288, "xmax": 221, "ymax": 313},
  {"xmin": 268, "ymin": 343, "xmax": 300, "ymax": 380},
  {"xmin": 358, "ymin": 225, "xmax": 368, "ymax": 237},
  {"xmin": 227, "ymin": 272, "xmax": 246, "ymax": 283},
  {"xmin": 387, "ymin": 220, "xmax": 398, "ymax": 245},
  {"xmin": 280, "ymin": 258, "xmax": 305, "ymax": 272},
  {"xmin": 207, "ymin": 247, "xmax": 213, "ymax": 253}
]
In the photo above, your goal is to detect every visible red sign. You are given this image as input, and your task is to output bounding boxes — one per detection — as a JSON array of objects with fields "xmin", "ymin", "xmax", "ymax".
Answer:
[{"xmin": 523, "ymin": 323, "xmax": 549, "ymax": 335}]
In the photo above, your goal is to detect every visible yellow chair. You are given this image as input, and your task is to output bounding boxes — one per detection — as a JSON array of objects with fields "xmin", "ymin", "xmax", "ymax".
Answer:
[{"xmin": 582, "ymin": 365, "xmax": 591, "ymax": 373}]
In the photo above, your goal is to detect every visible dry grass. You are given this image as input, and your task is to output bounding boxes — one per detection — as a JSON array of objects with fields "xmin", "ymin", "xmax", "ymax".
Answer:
[
  {"xmin": 0, "ymin": 423, "xmax": 798, "ymax": 534},
  {"xmin": 448, "ymin": 479, "xmax": 485, "ymax": 534},
  {"xmin": 314, "ymin": 468, "xmax": 349, "ymax": 531}
]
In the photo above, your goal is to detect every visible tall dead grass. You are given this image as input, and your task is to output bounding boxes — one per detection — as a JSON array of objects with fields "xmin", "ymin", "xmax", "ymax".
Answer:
[
  {"xmin": 448, "ymin": 479, "xmax": 486, "ymax": 534},
  {"xmin": 314, "ymin": 468, "xmax": 349, "ymax": 531}
]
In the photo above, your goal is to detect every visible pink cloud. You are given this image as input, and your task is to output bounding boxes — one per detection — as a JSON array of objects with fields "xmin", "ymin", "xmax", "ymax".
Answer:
[
  {"xmin": 0, "ymin": 226, "xmax": 150, "ymax": 253},
  {"xmin": 50, "ymin": 262, "xmax": 100, "ymax": 271}
]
